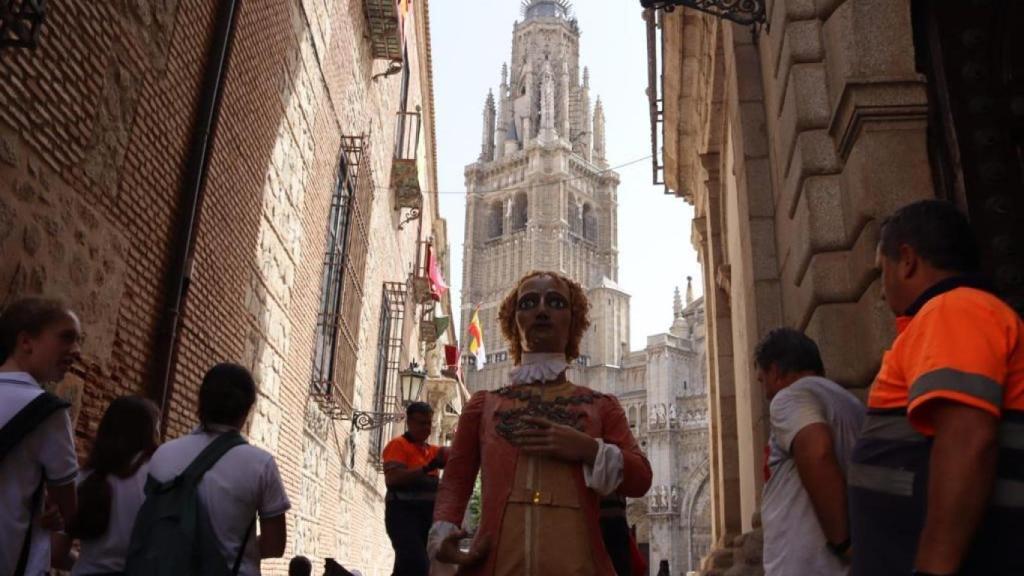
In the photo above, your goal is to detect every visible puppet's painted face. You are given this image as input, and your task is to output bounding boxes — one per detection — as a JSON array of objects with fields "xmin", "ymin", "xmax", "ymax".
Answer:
[{"xmin": 515, "ymin": 274, "xmax": 572, "ymax": 357}]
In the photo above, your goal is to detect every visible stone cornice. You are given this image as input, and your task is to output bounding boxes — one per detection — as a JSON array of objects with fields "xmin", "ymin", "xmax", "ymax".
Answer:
[
  {"xmin": 828, "ymin": 76, "xmax": 929, "ymax": 161},
  {"xmin": 418, "ymin": 0, "xmax": 440, "ymax": 215}
]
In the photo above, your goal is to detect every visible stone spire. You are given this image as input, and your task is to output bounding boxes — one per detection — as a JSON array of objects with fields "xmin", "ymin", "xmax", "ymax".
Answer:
[
  {"xmin": 560, "ymin": 60, "xmax": 571, "ymax": 140},
  {"xmin": 686, "ymin": 275, "xmax": 694, "ymax": 305},
  {"xmin": 673, "ymin": 286, "xmax": 683, "ymax": 319},
  {"xmin": 579, "ymin": 67, "xmax": 592, "ymax": 160},
  {"xmin": 481, "ymin": 90, "xmax": 496, "ymax": 161},
  {"xmin": 540, "ymin": 59, "xmax": 556, "ymax": 143},
  {"xmin": 593, "ymin": 96, "xmax": 606, "ymax": 166},
  {"xmin": 495, "ymin": 63, "xmax": 510, "ymax": 160}
]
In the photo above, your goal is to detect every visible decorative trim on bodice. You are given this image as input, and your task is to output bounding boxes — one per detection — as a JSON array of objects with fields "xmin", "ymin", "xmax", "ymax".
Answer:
[{"xmin": 493, "ymin": 385, "xmax": 607, "ymax": 443}]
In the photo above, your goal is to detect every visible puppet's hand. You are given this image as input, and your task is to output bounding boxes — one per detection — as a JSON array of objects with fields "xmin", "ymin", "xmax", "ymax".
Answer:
[
  {"xmin": 437, "ymin": 529, "xmax": 491, "ymax": 568},
  {"xmin": 514, "ymin": 416, "xmax": 599, "ymax": 464}
]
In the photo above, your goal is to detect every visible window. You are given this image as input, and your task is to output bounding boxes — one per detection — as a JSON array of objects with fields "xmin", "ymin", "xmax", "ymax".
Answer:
[
  {"xmin": 568, "ymin": 198, "xmax": 581, "ymax": 235},
  {"xmin": 311, "ymin": 136, "xmax": 375, "ymax": 416},
  {"xmin": 369, "ymin": 282, "xmax": 408, "ymax": 467},
  {"xmin": 489, "ymin": 201, "xmax": 504, "ymax": 238},
  {"xmin": 511, "ymin": 193, "xmax": 528, "ymax": 231},
  {"xmin": 582, "ymin": 203, "xmax": 597, "ymax": 241},
  {"xmin": 394, "ymin": 46, "xmax": 412, "ymax": 156}
]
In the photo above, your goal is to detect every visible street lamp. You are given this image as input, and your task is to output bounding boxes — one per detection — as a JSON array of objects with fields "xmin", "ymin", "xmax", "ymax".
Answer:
[
  {"xmin": 344, "ymin": 360, "xmax": 427, "ymax": 431},
  {"xmin": 399, "ymin": 361, "xmax": 427, "ymax": 405}
]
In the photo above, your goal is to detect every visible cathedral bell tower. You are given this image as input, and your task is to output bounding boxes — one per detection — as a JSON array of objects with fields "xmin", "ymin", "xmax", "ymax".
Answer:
[{"xmin": 461, "ymin": 0, "xmax": 628, "ymax": 393}]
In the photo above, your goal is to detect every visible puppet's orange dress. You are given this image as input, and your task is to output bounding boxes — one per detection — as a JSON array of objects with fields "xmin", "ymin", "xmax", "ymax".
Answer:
[{"xmin": 433, "ymin": 381, "xmax": 652, "ymax": 575}]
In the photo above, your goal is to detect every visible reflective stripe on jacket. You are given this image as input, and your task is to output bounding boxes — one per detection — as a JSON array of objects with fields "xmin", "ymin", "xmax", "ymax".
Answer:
[{"xmin": 850, "ymin": 278, "xmax": 1024, "ymax": 576}]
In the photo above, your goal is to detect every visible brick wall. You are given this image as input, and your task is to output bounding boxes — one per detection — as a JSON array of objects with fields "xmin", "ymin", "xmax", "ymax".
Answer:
[
  {"xmin": 0, "ymin": 0, "xmax": 217, "ymax": 455},
  {"xmin": 0, "ymin": 1, "xmax": 443, "ymax": 574}
]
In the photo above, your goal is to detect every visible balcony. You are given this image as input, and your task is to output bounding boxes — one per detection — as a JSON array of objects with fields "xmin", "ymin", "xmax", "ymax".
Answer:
[
  {"xmin": 411, "ymin": 240, "xmax": 450, "ymax": 344},
  {"xmin": 392, "ymin": 107, "xmax": 423, "ymax": 218},
  {"xmin": 364, "ymin": 0, "xmax": 403, "ymax": 62}
]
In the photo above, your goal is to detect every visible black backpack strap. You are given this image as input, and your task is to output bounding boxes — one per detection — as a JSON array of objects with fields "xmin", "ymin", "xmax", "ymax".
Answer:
[
  {"xmin": 231, "ymin": 518, "xmax": 256, "ymax": 575},
  {"xmin": 185, "ymin": 431, "xmax": 251, "ymax": 575},
  {"xmin": 13, "ymin": 479, "xmax": 45, "ymax": 576},
  {"xmin": 182, "ymin": 430, "xmax": 247, "ymax": 484},
  {"xmin": 1, "ymin": 391, "xmax": 70, "ymax": 576},
  {"xmin": 0, "ymin": 391, "xmax": 71, "ymax": 462}
]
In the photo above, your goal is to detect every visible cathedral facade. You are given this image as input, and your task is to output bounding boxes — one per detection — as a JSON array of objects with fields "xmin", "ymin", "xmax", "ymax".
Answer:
[
  {"xmin": 459, "ymin": 2, "xmax": 710, "ymax": 572},
  {"xmin": 460, "ymin": 0, "xmax": 624, "ymax": 395},
  {"xmin": 617, "ymin": 285, "xmax": 712, "ymax": 573}
]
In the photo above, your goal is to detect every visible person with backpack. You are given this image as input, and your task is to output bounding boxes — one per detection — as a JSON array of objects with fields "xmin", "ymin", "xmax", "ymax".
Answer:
[
  {"xmin": 127, "ymin": 363, "xmax": 289, "ymax": 576},
  {"xmin": 0, "ymin": 297, "xmax": 82, "ymax": 576},
  {"xmin": 51, "ymin": 395, "xmax": 161, "ymax": 575}
]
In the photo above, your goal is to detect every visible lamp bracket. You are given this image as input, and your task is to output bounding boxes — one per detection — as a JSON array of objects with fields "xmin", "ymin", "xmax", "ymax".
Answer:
[
  {"xmin": 342, "ymin": 409, "xmax": 406, "ymax": 431},
  {"xmin": 640, "ymin": 0, "xmax": 765, "ymax": 26},
  {"xmin": 398, "ymin": 207, "xmax": 421, "ymax": 230}
]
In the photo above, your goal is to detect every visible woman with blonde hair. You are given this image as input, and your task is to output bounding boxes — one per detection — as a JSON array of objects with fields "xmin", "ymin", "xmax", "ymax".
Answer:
[{"xmin": 431, "ymin": 271, "xmax": 652, "ymax": 575}]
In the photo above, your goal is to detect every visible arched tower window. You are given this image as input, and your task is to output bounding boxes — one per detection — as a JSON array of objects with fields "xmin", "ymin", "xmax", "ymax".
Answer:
[
  {"xmin": 489, "ymin": 201, "xmax": 504, "ymax": 239},
  {"xmin": 511, "ymin": 193, "xmax": 528, "ymax": 232},
  {"xmin": 567, "ymin": 197, "xmax": 581, "ymax": 236},
  {"xmin": 582, "ymin": 203, "xmax": 597, "ymax": 242},
  {"xmin": 628, "ymin": 405, "xmax": 637, "ymax": 428}
]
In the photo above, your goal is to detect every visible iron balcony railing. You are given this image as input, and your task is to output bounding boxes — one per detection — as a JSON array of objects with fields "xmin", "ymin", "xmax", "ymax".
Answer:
[
  {"xmin": 364, "ymin": 0, "xmax": 403, "ymax": 61},
  {"xmin": 391, "ymin": 107, "xmax": 423, "ymax": 212}
]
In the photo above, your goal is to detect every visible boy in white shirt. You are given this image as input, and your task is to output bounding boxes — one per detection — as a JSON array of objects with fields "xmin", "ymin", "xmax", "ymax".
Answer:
[
  {"xmin": 147, "ymin": 363, "xmax": 290, "ymax": 575},
  {"xmin": 0, "ymin": 297, "xmax": 82, "ymax": 576}
]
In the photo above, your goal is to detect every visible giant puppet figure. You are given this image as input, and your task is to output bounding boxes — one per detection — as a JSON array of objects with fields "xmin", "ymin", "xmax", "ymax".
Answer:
[{"xmin": 430, "ymin": 271, "xmax": 652, "ymax": 575}]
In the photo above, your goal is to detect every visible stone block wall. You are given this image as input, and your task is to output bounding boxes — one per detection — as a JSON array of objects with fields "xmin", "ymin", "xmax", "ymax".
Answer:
[
  {"xmin": 758, "ymin": 0, "xmax": 932, "ymax": 390},
  {"xmin": 659, "ymin": 0, "xmax": 943, "ymax": 568},
  {"xmin": 0, "ymin": 1, "xmax": 444, "ymax": 574}
]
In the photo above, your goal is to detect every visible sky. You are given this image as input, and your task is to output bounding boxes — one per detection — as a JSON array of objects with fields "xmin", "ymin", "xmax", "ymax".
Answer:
[{"xmin": 431, "ymin": 0, "xmax": 703, "ymax": 351}]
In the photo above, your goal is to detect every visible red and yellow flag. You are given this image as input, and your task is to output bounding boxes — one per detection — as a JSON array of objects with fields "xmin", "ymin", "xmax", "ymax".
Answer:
[{"xmin": 467, "ymin": 308, "xmax": 486, "ymax": 371}]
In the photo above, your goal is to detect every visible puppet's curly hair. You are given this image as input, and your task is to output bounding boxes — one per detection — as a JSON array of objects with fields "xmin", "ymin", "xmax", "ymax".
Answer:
[{"xmin": 498, "ymin": 271, "xmax": 591, "ymax": 365}]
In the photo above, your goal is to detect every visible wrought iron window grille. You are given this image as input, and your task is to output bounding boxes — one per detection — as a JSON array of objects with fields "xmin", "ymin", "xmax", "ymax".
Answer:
[
  {"xmin": 367, "ymin": 281, "xmax": 408, "ymax": 468},
  {"xmin": 311, "ymin": 135, "xmax": 374, "ymax": 420},
  {"xmin": 639, "ymin": 0, "xmax": 766, "ymax": 27},
  {"xmin": 1, "ymin": 0, "xmax": 46, "ymax": 49}
]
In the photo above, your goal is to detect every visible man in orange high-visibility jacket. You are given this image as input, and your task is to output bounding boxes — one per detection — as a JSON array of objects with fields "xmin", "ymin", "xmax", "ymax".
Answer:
[{"xmin": 849, "ymin": 200, "xmax": 1024, "ymax": 576}]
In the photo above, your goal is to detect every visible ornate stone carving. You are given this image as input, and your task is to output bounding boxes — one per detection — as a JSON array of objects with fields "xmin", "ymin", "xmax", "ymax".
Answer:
[{"xmin": 539, "ymin": 59, "xmax": 556, "ymax": 141}]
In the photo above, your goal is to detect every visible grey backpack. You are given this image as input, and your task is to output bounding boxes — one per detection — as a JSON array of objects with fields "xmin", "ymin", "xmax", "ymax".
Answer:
[{"xmin": 124, "ymin": 431, "xmax": 255, "ymax": 576}]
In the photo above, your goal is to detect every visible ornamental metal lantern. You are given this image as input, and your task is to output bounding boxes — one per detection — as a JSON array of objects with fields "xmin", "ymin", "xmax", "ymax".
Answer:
[
  {"xmin": 1, "ymin": 0, "xmax": 47, "ymax": 49},
  {"xmin": 399, "ymin": 361, "xmax": 427, "ymax": 405},
  {"xmin": 639, "ymin": 0, "xmax": 766, "ymax": 26}
]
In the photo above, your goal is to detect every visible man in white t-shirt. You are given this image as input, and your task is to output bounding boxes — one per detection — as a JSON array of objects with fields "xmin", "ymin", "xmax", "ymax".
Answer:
[
  {"xmin": 0, "ymin": 297, "xmax": 82, "ymax": 576},
  {"xmin": 756, "ymin": 328, "xmax": 865, "ymax": 576},
  {"xmin": 148, "ymin": 363, "xmax": 290, "ymax": 575}
]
